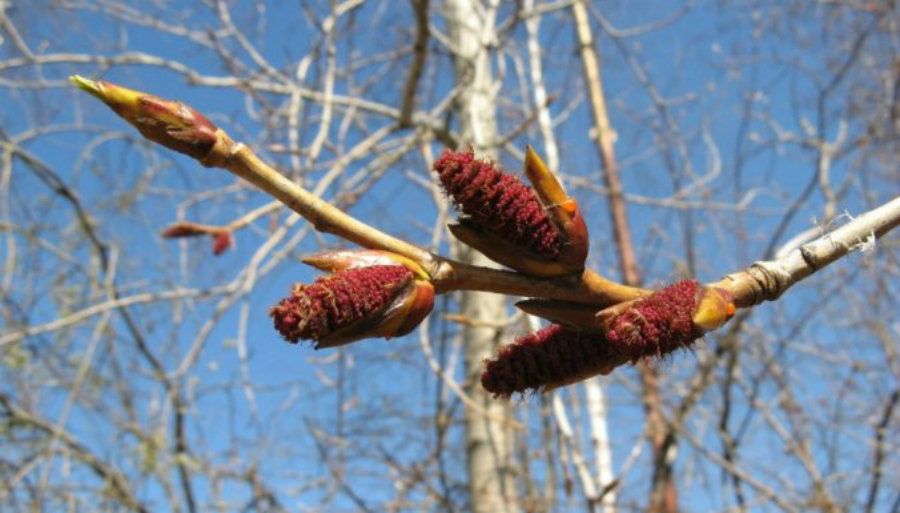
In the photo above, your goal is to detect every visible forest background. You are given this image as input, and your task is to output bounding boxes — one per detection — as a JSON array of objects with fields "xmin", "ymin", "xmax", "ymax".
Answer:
[{"xmin": 1, "ymin": 1, "xmax": 898, "ymax": 512}]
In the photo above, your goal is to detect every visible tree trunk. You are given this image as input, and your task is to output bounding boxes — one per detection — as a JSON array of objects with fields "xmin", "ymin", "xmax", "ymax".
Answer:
[
  {"xmin": 444, "ymin": 1, "xmax": 519, "ymax": 512},
  {"xmin": 571, "ymin": 2, "xmax": 677, "ymax": 511}
]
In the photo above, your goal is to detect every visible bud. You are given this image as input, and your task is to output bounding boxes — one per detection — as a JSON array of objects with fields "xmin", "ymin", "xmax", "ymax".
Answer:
[
  {"xmin": 481, "ymin": 324, "xmax": 622, "ymax": 398},
  {"xmin": 691, "ymin": 286, "xmax": 736, "ymax": 331},
  {"xmin": 70, "ymin": 75, "xmax": 218, "ymax": 160},
  {"xmin": 433, "ymin": 149, "xmax": 588, "ymax": 277},
  {"xmin": 211, "ymin": 232, "xmax": 234, "ymax": 256},
  {"xmin": 521, "ymin": 146, "xmax": 589, "ymax": 268},
  {"xmin": 602, "ymin": 280, "xmax": 735, "ymax": 363},
  {"xmin": 270, "ymin": 252, "xmax": 434, "ymax": 348},
  {"xmin": 161, "ymin": 222, "xmax": 233, "ymax": 256}
]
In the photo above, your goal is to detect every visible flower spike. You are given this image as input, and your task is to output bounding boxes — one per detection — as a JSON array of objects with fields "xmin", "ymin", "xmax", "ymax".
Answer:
[
  {"xmin": 434, "ymin": 149, "xmax": 588, "ymax": 277},
  {"xmin": 270, "ymin": 251, "xmax": 434, "ymax": 348},
  {"xmin": 70, "ymin": 75, "xmax": 218, "ymax": 160},
  {"xmin": 599, "ymin": 280, "xmax": 736, "ymax": 363},
  {"xmin": 484, "ymin": 281, "xmax": 738, "ymax": 396},
  {"xmin": 481, "ymin": 324, "xmax": 622, "ymax": 398}
]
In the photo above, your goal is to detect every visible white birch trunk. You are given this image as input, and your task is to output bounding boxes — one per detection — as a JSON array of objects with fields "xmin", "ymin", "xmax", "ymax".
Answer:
[
  {"xmin": 443, "ymin": 1, "xmax": 519, "ymax": 512},
  {"xmin": 585, "ymin": 378, "xmax": 617, "ymax": 513}
]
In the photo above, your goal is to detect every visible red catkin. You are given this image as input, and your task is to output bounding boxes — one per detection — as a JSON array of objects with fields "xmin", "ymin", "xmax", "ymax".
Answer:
[
  {"xmin": 606, "ymin": 280, "xmax": 703, "ymax": 362},
  {"xmin": 270, "ymin": 265, "xmax": 413, "ymax": 343},
  {"xmin": 482, "ymin": 281, "xmax": 707, "ymax": 397},
  {"xmin": 433, "ymin": 150, "xmax": 561, "ymax": 259},
  {"xmin": 481, "ymin": 324, "xmax": 617, "ymax": 398}
]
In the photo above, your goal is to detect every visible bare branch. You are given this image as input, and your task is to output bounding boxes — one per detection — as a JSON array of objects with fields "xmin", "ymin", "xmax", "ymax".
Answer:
[{"xmin": 719, "ymin": 197, "xmax": 900, "ymax": 308}]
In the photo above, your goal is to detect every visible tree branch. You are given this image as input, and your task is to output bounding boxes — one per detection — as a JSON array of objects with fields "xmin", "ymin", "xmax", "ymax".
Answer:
[{"xmin": 717, "ymin": 197, "xmax": 900, "ymax": 308}]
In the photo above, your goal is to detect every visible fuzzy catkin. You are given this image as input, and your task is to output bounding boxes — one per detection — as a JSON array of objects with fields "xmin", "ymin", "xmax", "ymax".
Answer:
[
  {"xmin": 482, "ymin": 281, "xmax": 707, "ymax": 397},
  {"xmin": 606, "ymin": 280, "xmax": 703, "ymax": 362},
  {"xmin": 433, "ymin": 150, "xmax": 561, "ymax": 259},
  {"xmin": 481, "ymin": 324, "xmax": 616, "ymax": 397},
  {"xmin": 270, "ymin": 265, "xmax": 413, "ymax": 343}
]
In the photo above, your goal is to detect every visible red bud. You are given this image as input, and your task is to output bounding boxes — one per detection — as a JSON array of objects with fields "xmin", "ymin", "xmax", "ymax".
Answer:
[
  {"xmin": 212, "ymin": 232, "xmax": 233, "ymax": 256},
  {"xmin": 71, "ymin": 75, "xmax": 218, "ymax": 160},
  {"xmin": 270, "ymin": 263, "xmax": 434, "ymax": 349}
]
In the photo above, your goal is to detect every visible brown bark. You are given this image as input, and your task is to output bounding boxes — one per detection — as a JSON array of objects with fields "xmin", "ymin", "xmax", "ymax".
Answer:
[{"xmin": 572, "ymin": 2, "xmax": 677, "ymax": 511}]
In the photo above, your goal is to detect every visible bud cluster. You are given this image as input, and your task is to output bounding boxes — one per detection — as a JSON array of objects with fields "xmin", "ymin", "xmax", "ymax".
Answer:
[{"xmin": 70, "ymin": 75, "xmax": 741, "ymax": 396}]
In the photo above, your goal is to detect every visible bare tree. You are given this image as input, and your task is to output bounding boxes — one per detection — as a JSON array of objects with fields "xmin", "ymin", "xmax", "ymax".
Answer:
[{"xmin": 1, "ymin": 2, "xmax": 898, "ymax": 513}]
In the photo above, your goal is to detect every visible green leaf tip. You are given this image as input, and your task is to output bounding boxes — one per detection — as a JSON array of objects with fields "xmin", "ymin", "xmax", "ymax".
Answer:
[{"xmin": 69, "ymin": 75, "xmax": 105, "ymax": 100}]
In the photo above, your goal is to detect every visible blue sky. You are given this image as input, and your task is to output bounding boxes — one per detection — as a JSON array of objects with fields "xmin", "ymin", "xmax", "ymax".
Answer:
[{"xmin": 1, "ymin": 1, "xmax": 897, "ymax": 511}]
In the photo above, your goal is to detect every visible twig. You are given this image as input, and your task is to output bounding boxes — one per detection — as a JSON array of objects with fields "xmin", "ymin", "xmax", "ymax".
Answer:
[
  {"xmin": 0, "ymin": 286, "xmax": 231, "ymax": 347},
  {"xmin": 552, "ymin": 393, "xmax": 600, "ymax": 504},
  {"xmin": 418, "ymin": 320, "xmax": 525, "ymax": 431},
  {"xmin": 865, "ymin": 389, "xmax": 900, "ymax": 513},
  {"xmin": 0, "ymin": 394, "xmax": 151, "ymax": 513},
  {"xmin": 66, "ymin": 75, "xmax": 900, "ymax": 378},
  {"xmin": 399, "ymin": 0, "xmax": 430, "ymax": 128},
  {"xmin": 717, "ymin": 197, "xmax": 900, "ymax": 308},
  {"xmin": 198, "ymin": 127, "xmax": 647, "ymax": 304}
]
